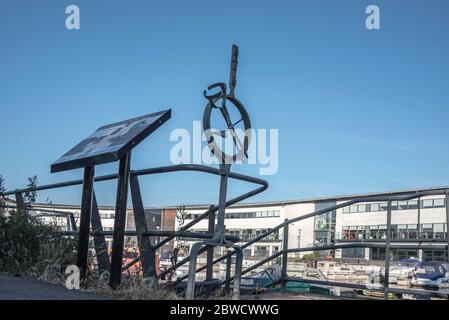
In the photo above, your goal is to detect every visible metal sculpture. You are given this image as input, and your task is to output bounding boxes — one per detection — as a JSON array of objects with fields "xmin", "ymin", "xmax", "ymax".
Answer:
[{"xmin": 185, "ymin": 44, "xmax": 250, "ymax": 299}]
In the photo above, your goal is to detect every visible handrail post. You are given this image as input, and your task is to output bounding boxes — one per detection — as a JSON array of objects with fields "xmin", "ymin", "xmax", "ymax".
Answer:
[
  {"xmin": 446, "ymin": 190, "xmax": 449, "ymax": 263},
  {"xmin": 224, "ymin": 250, "xmax": 232, "ymax": 294},
  {"xmin": 383, "ymin": 199, "xmax": 392, "ymax": 300},
  {"xmin": 206, "ymin": 206, "xmax": 216, "ymax": 281},
  {"xmin": 281, "ymin": 219, "xmax": 289, "ymax": 292},
  {"xmin": 15, "ymin": 192, "xmax": 25, "ymax": 214},
  {"xmin": 417, "ymin": 196, "xmax": 421, "ymax": 239}
]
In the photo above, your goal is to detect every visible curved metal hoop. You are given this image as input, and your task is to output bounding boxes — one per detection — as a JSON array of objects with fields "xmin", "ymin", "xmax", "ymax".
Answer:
[{"xmin": 203, "ymin": 95, "xmax": 252, "ymax": 164}]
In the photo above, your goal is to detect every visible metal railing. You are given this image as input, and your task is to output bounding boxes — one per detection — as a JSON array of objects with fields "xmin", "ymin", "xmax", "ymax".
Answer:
[
  {"xmin": 166, "ymin": 188, "xmax": 449, "ymax": 299},
  {"xmin": 0, "ymin": 164, "xmax": 268, "ymax": 294},
  {"xmin": 2, "ymin": 174, "xmax": 449, "ymax": 299}
]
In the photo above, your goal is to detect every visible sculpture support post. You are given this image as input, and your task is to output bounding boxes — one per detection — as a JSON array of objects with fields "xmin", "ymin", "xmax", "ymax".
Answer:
[
  {"xmin": 130, "ymin": 174, "xmax": 156, "ymax": 278},
  {"xmin": 216, "ymin": 164, "xmax": 231, "ymax": 236},
  {"xmin": 91, "ymin": 192, "xmax": 111, "ymax": 275},
  {"xmin": 77, "ymin": 166, "xmax": 95, "ymax": 280},
  {"xmin": 109, "ymin": 152, "xmax": 132, "ymax": 288}
]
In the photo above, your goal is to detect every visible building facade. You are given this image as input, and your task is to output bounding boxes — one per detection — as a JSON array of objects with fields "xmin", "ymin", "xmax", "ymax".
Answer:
[
  {"xmin": 175, "ymin": 188, "xmax": 448, "ymax": 263},
  {"xmin": 4, "ymin": 186, "xmax": 447, "ymax": 264}
]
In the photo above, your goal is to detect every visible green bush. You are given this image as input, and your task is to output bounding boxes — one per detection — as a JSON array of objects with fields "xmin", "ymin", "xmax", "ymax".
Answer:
[{"xmin": 0, "ymin": 210, "xmax": 77, "ymax": 277}]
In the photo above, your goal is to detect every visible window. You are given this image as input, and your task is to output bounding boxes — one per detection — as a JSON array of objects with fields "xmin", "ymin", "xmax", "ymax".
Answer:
[
  {"xmin": 433, "ymin": 198, "xmax": 445, "ymax": 208},
  {"xmin": 422, "ymin": 224, "xmax": 433, "ymax": 239},
  {"xmin": 358, "ymin": 204, "xmax": 367, "ymax": 213},
  {"xmin": 343, "ymin": 206, "xmax": 350, "ymax": 213},
  {"xmin": 342, "ymin": 247, "xmax": 364, "ymax": 258},
  {"xmin": 349, "ymin": 205, "xmax": 358, "ymax": 213},
  {"xmin": 370, "ymin": 203, "xmax": 380, "ymax": 212},
  {"xmin": 254, "ymin": 246, "xmax": 269, "ymax": 257},
  {"xmin": 408, "ymin": 224, "xmax": 418, "ymax": 239},
  {"xmin": 423, "ymin": 250, "xmax": 448, "ymax": 262},
  {"xmin": 434, "ymin": 224, "xmax": 445, "ymax": 239},
  {"xmin": 408, "ymin": 200, "xmax": 418, "ymax": 210},
  {"xmin": 378, "ymin": 225, "xmax": 387, "ymax": 239},
  {"xmin": 422, "ymin": 199, "xmax": 433, "ymax": 208},
  {"xmin": 393, "ymin": 249, "xmax": 417, "ymax": 260},
  {"xmin": 398, "ymin": 201, "xmax": 408, "ymax": 210},
  {"xmin": 342, "ymin": 227, "xmax": 350, "ymax": 240},
  {"xmin": 391, "ymin": 202, "xmax": 399, "ymax": 210},
  {"xmin": 371, "ymin": 248, "xmax": 386, "ymax": 261},
  {"xmin": 398, "ymin": 225, "xmax": 408, "ymax": 239},
  {"xmin": 370, "ymin": 226, "xmax": 379, "ymax": 239},
  {"xmin": 379, "ymin": 202, "xmax": 388, "ymax": 211}
]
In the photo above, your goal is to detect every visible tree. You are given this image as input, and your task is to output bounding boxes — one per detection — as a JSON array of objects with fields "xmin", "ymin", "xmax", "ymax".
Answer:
[
  {"xmin": 0, "ymin": 175, "xmax": 6, "ymax": 215},
  {"xmin": 24, "ymin": 175, "xmax": 38, "ymax": 205}
]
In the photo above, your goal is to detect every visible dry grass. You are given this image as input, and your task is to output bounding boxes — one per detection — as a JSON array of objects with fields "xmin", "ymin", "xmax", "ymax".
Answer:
[{"xmin": 87, "ymin": 275, "xmax": 181, "ymax": 300}]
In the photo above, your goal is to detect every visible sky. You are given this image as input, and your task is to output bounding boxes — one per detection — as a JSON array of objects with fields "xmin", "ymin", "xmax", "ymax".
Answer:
[{"xmin": 1, "ymin": 0, "xmax": 449, "ymax": 207}]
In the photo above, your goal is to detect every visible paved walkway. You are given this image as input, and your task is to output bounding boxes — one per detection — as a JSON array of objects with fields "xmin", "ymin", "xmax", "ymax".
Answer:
[{"xmin": 0, "ymin": 274, "xmax": 110, "ymax": 300}]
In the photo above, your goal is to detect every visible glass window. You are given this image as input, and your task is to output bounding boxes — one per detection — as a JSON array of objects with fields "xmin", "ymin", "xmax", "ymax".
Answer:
[
  {"xmin": 408, "ymin": 224, "xmax": 418, "ymax": 239},
  {"xmin": 391, "ymin": 202, "xmax": 398, "ymax": 210},
  {"xmin": 349, "ymin": 205, "xmax": 358, "ymax": 213},
  {"xmin": 422, "ymin": 199, "xmax": 433, "ymax": 208},
  {"xmin": 370, "ymin": 226, "xmax": 378, "ymax": 239},
  {"xmin": 261, "ymin": 211, "xmax": 268, "ymax": 217},
  {"xmin": 255, "ymin": 211, "xmax": 262, "ymax": 218},
  {"xmin": 343, "ymin": 206, "xmax": 350, "ymax": 213},
  {"xmin": 398, "ymin": 201, "xmax": 408, "ymax": 210},
  {"xmin": 433, "ymin": 198, "xmax": 445, "ymax": 208},
  {"xmin": 358, "ymin": 204, "xmax": 367, "ymax": 213},
  {"xmin": 408, "ymin": 200, "xmax": 418, "ymax": 210},
  {"xmin": 370, "ymin": 203, "xmax": 380, "ymax": 212},
  {"xmin": 378, "ymin": 225, "xmax": 387, "ymax": 239},
  {"xmin": 434, "ymin": 224, "xmax": 445, "ymax": 239},
  {"xmin": 398, "ymin": 225, "xmax": 408, "ymax": 239},
  {"xmin": 379, "ymin": 202, "xmax": 388, "ymax": 211},
  {"xmin": 422, "ymin": 224, "xmax": 433, "ymax": 239}
]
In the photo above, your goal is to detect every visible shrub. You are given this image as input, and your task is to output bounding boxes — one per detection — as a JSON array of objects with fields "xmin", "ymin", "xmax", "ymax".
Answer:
[{"xmin": 0, "ymin": 210, "xmax": 77, "ymax": 277}]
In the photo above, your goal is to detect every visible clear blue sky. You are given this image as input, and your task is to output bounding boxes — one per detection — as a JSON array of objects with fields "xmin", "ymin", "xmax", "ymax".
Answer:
[{"xmin": 1, "ymin": 1, "xmax": 449, "ymax": 207}]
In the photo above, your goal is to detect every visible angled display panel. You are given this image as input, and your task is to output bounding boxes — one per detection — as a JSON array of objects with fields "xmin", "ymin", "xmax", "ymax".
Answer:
[{"xmin": 51, "ymin": 109, "xmax": 171, "ymax": 173}]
